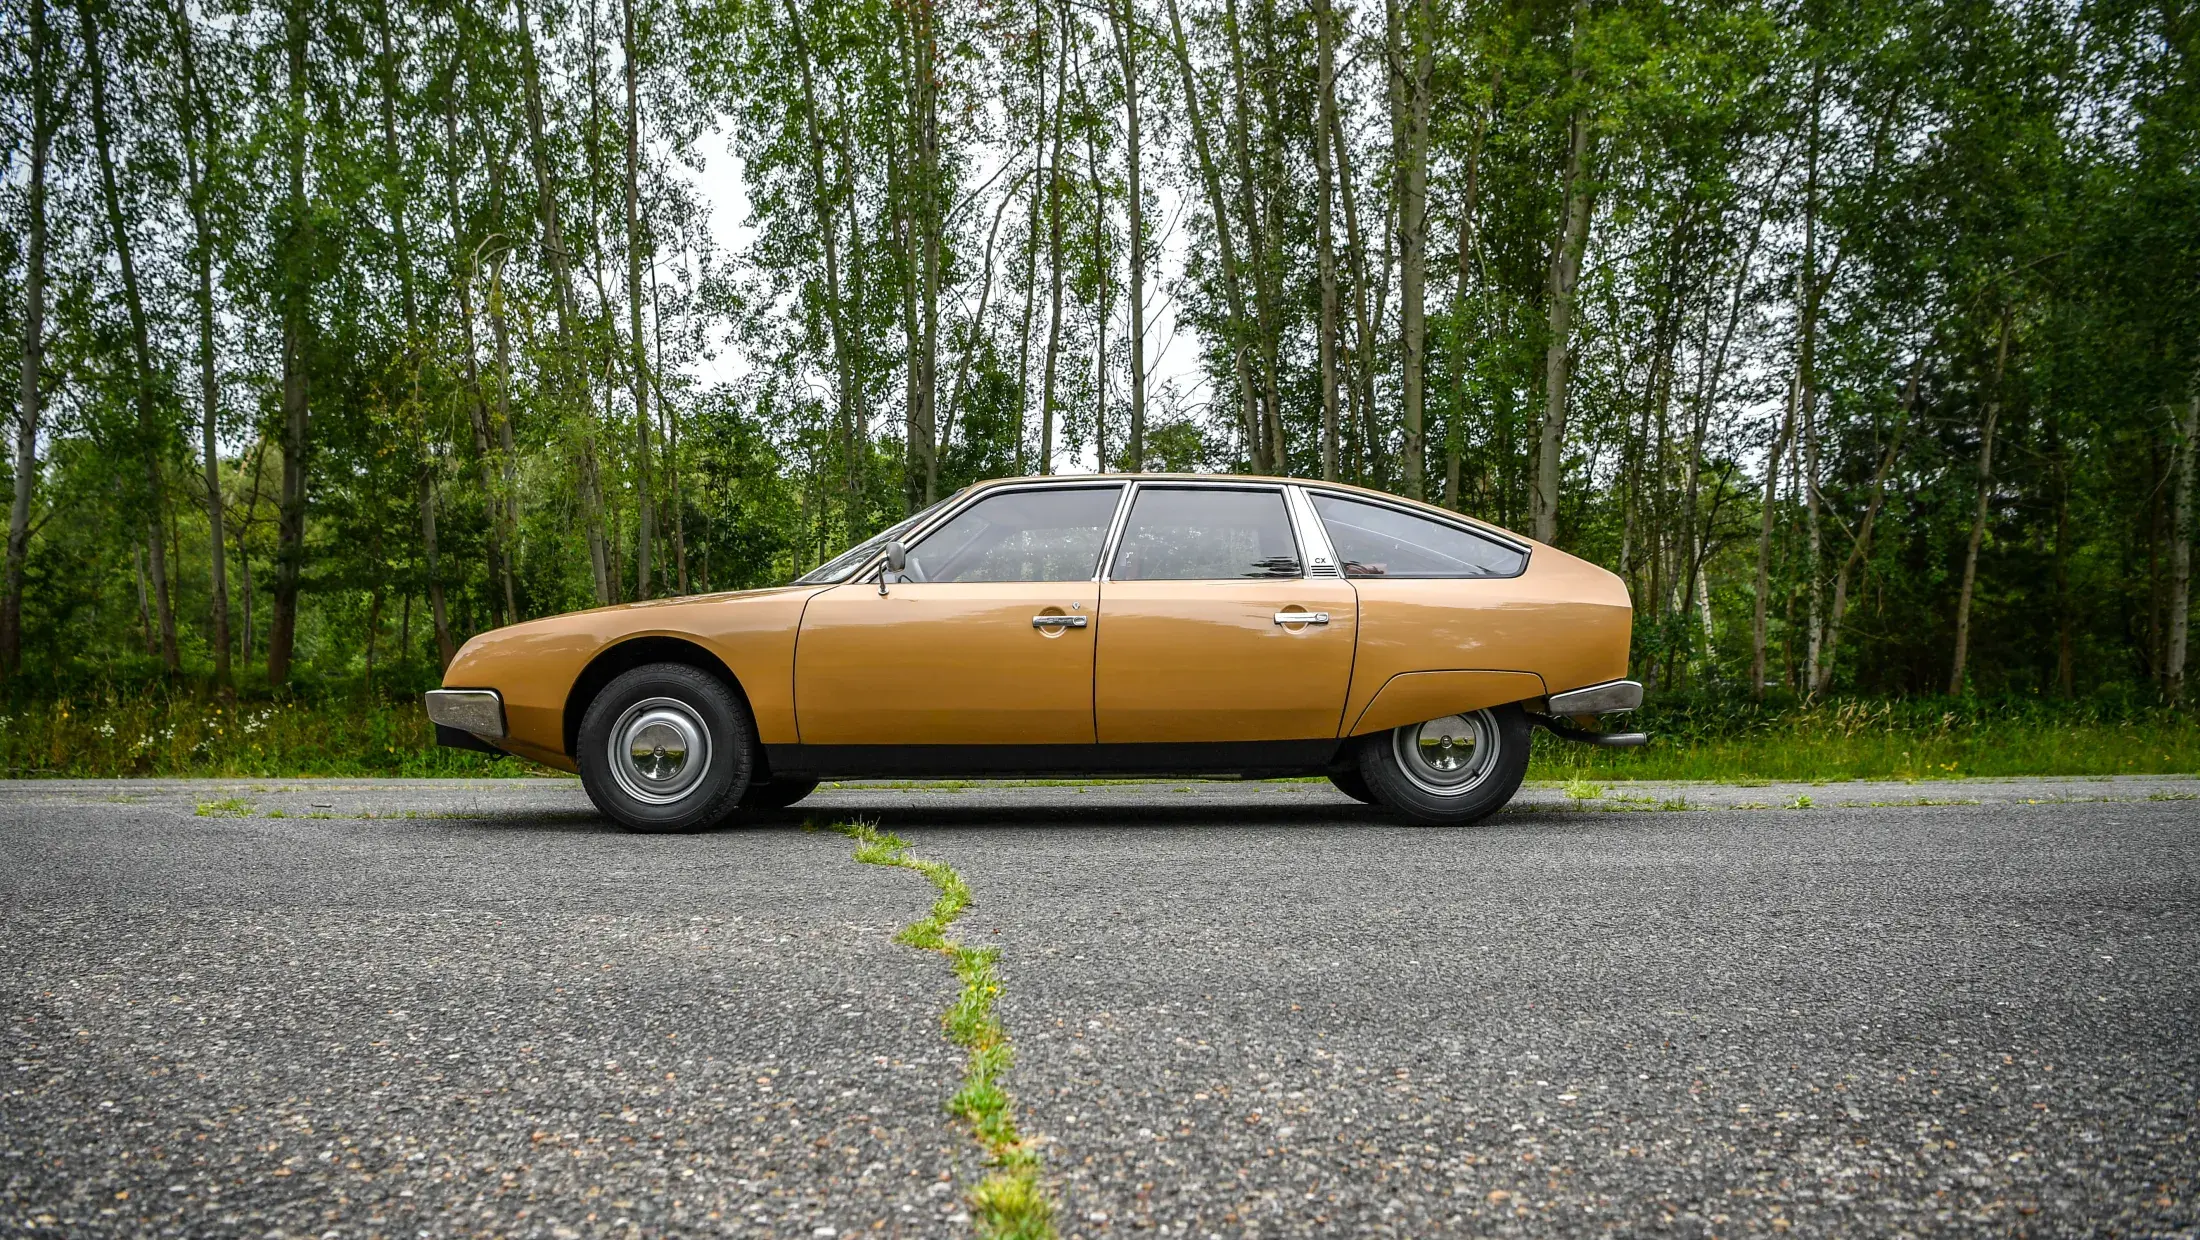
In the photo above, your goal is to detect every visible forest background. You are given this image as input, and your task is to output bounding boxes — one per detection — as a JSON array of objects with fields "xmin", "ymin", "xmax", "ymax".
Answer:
[{"xmin": 0, "ymin": 0, "xmax": 2196, "ymax": 780}]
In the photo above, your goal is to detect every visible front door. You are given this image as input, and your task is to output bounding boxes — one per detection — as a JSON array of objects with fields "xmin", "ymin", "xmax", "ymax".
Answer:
[
  {"xmin": 1095, "ymin": 484, "xmax": 1359, "ymax": 743},
  {"xmin": 795, "ymin": 484, "xmax": 1126, "ymax": 745}
]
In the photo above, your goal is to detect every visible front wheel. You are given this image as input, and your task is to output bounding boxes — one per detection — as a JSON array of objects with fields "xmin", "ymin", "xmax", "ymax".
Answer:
[
  {"xmin": 577, "ymin": 663, "xmax": 756, "ymax": 833},
  {"xmin": 1357, "ymin": 703, "xmax": 1531, "ymax": 826}
]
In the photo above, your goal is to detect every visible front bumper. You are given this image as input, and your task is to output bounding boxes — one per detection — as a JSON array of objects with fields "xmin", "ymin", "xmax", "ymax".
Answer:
[{"xmin": 424, "ymin": 689, "xmax": 507, "ymax": 738}]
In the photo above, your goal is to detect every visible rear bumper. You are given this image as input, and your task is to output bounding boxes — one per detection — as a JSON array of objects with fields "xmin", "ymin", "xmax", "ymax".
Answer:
[{"xmin": 1546, "ymin": 679, "xmax": 1643, "ymax": 716}]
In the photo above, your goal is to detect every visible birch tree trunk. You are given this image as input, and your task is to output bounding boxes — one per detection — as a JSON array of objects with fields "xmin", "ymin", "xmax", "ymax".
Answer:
[
  {"xmin": 516, "ymin": 0, "xmax": 612, "ymax": 602},
  {"xmin": 82, "ymin": 0, "xmax": 181, "ymax": 673},
  {"xmin": 1108, "ymin": 0, "xmax": 1147, "ymax": 470},
  {"xmin": 785, "ymin": 0, "xmax": 860, "ymax": 512},
  {"xmin": 1162, "ymin": 0, "xmax": 1260, "ymax": 463},
  {"xmin": 1311, "ymin": 0, "xmax": 1342, "ymax": 482},
  {"xmin": 2165, "ymin": 376, "xmax": 2197, "ymax": 702},
  {"xmin": 1393, "ymin": 0, "xmax": 1433, "ymax": 499},
  {"xmin": 1532, "ymin": 44, "xmax": 1591, "ymax": 545},
  {"xmin": 1949, "ymin": 311, "xmax": 2011, "ymax": 695},
  {"xmin": 173, "ymin": 0, "xmax": 232, "ymax": 687},
  {"xmin": 623, "ymin": 0, "xmax": 654, "ymax": 597},
  {"xmin": 4, "ymin": 0, "xmax": 52, "ymax": 679}
]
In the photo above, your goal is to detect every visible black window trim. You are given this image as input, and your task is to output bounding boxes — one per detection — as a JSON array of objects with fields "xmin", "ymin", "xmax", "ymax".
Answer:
[
  {"xmin": 1298, "ymin": 484, "xmax": 1532, "ymax": 580},
  {"xmin": 1102, "ymin": 479, "xmax": 1307, "ymax": 583},
  {"xmin": 873, "ymin": 479, "xmax": 1133, "ymax": 586}
]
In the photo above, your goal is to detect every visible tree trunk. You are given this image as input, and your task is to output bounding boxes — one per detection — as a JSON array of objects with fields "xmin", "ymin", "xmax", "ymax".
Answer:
[
  {"xmin": 1311, "ymin": 0, "xmax": 1342, "ymax": 482},
  {"xmin": 1162, "ymin": 0, "xmax": 1261, "ymax": 464},
  {"xmin": 173, "ymin": 0, "xmax": 232, "ymax": 688},
  {"xmin": 1039, "ymin": 0, "xmax": 1070, "ymax": 475},
  {"xmin": 1393, "ymin": 0, "xmax": 1432, "ymax": 499},
  {"xmin": 1949, "ymin": 311, "xmax": 2011, "ymax": 696},
  {"xmin": 3, "ymin": 0, "xmax": 52, "ymax": 680},
  {"xmin": 1330, "ymin": 92, "xmax": 1382, "ymax": 486},
  {"xmin": 516, "ymin": 0, "xmax": 611, "ymax": 602},
  {"xmin": 1014, "ymin": 21, "xmax": 1047, "ymax": 475},
  {"xmin": 1222, "ymin": 0, "xmax": 1272, "ymax": 473},
  {"xmin": 82, "ymin": 0, "xmax": 181, "ymax": 674},
  {"xmin": 1085, "ymin": 66, "xmax": 1109, "ymax": 473},
  {"xmin": 623, "ymin": 0, "xmax": 654, "ymax": 597},
  {"xmin": 267, "ymin": 0, "xmax": 312, "ymax": 686},
  {"xmin": 441, "ymin": 49, "xmax": 509, "ymax": 628},
  {"xmin": 2166, "ymin": 376, "xmax": 2198, "ymax": 702},
  {"xmin": 784, "ymin": 0, "xmax": 860, "ymax": 513},
  {"xmin": 1107, "ymin": 0, "xmax": 1146, "ymax": 471},
  {"xmin": 1532, "ymin": 13, "xmax": 1591, "ymax": 545},
  {"xmin": 1446, "ymin": 82, "xmax": 1488, "ymax": 510},
  {"xmin": 374, "ymin": 0, "xmax": 451, "ymax": 666},
  {"xmin": 483, "ymin": 140, "xmax": 523, "ymax": 620}
]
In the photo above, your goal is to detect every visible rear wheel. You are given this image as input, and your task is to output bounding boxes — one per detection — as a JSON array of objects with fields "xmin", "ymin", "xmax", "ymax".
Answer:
[
  {"xmin": 739, "ymin": 776, "xmax": 821, "ymax": 811},
  {"xmin": 577, "ymin": 663, "xmax": 755, "ymax": 833},
  {"xmin": 1357, "ymin": 703, "xmax": 1531, "ymax": 826}
]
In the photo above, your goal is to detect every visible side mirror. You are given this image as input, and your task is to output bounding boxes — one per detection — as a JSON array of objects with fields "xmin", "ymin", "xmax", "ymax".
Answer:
[{"xmin": 878, "ymin": 540, "xmax": 908, "ymax": 594}]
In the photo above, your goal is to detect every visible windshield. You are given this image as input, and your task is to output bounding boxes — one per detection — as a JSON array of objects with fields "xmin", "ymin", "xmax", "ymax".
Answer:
[{"xmin": 793, "ymin": 491, "xmax": 965, "ymax": 585}]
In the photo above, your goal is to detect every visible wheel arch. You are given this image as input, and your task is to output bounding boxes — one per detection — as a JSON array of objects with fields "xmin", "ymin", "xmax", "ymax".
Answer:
[{"xmin": 563, "ymin": 636, "xmax": 755, "ymax": 761}]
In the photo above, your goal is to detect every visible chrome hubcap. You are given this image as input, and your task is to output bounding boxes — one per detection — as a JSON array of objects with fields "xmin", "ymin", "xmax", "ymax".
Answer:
[
  {"xmin": 1392, "ymin": 710, "xmax": 1498, "ymax": 797},
  {"xmin": 607, "ymin": 697, "xmax": 712, "ymax": 805}
]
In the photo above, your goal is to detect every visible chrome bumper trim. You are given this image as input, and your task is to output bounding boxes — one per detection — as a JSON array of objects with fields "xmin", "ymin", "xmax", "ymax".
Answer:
[
  {"xmin": 424, "ymin": 688, "xmax": 507, "ymax": 738},
  {"xmin": 1546, "ymin": 679, "xmax": 1643, "ymax": 716}
]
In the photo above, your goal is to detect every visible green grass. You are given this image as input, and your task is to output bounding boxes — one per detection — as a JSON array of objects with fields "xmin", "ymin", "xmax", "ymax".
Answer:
[
  {"xmin": 831, "ymin": 820, "xmax": 1056, "ymax": 1240},
  {"xmin": 0, "ymin": 694, "xmax": 543, "ymax": 778},
  {"xmin": 1526, "ymin": 696, "xmax": 2200, "ymax": 783}
]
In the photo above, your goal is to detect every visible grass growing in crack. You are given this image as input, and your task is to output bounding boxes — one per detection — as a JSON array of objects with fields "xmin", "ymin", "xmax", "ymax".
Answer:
[
  {"xmin": 192, "ymin": 797, "xmax": 252, "ymax": 817},
  {"xmin": 832, "ymin": 820, "xmax": 1055, "ymax": 1240}
]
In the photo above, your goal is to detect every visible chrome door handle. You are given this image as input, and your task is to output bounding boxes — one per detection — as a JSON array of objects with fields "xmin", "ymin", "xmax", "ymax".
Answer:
[
  {"xmin": 1273, "ymin": 611, "xmax": 1331, "ymax": 626},
  {"xmin": 1032, "ymin": 614, "xmax": 1089, "ymax": 629}
]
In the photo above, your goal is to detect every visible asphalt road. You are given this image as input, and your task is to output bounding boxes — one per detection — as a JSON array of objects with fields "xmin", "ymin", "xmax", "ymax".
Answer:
[{"xmin": 3, "ymin": 775, "xmax": 2196, "ymax": 1238}]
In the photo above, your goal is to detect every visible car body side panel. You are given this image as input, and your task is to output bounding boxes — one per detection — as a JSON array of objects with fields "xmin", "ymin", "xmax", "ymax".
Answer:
[
  {"xmin": 1338, "ymin": 546, "xmax": 1631, "ymax": 736},
  {"xmin": 439, "ymin": 586, "xmax": 816, "ymax": 767},
  {"xmin": 1093, "ymin": 578, "xmax": 1359, "ymax": 742},
  {"xmin": 1346, "ymin": 670, "xmax": 1549, "ymax": 736}
]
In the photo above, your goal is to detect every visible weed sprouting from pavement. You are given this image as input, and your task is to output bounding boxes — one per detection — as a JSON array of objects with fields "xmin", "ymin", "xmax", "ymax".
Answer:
[
  {"xmin": 830, "ymin": 819, "xmax": 1055, "ymax": 1240},
  {"xmin": 1563, "ymin": 778, "xmax": 1603, "ymax": 800},
  {"xmin": 193, "ymin": 797, "xmax": 252, "ymax": 817}
]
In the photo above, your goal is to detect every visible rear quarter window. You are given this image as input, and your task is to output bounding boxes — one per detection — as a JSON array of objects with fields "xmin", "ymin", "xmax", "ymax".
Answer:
[{"xmin": 1310, "ymin": 494, "xmax": 1527, "ymax": 579}]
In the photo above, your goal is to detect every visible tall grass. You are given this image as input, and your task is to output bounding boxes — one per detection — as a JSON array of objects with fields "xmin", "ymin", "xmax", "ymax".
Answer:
[
  {"xmin": 1527, "ymin": 693, "xmax": 2200, "ymax": 782},
  {"xmin": 0, "ymin": 692, "xmax": 535, "ymax": 778}
]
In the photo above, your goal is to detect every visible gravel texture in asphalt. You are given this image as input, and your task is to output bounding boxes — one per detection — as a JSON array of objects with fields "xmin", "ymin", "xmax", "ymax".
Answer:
[{"xmin": 3, "ymin": 775, "xmax": 2197, "ymax": 1239}]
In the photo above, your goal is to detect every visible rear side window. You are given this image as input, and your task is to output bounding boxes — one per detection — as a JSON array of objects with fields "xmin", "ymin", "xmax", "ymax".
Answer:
[
  {"xmin": 1310, "ymin": 494, "xmax": 1526, "ymax": 578},
  {"xmin": 1110, "ymin": 487, "xmax": 1301, "ymax": 580}
]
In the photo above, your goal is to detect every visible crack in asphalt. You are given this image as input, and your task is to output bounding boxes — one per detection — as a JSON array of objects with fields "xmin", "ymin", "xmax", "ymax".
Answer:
[{"xmin": 832, "ymin": 819, "xmax": 1058, "ymax": 1240}]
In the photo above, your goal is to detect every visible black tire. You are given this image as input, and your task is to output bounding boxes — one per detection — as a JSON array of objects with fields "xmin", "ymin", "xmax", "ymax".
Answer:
[
  {"xmin": 1357, "ymin": 702, "xmax": 1531, "ymax": 827},
  {"xmin": 739, "ymin": 776, "xmax": 821, "ymax": 811},
  {"xmin": 1327, "ymin": 767, "xmax": 1378, "ymax": 804},
  {"xmin": 577, "ymin": 663, "xmax": 756, "ymax": 833}
]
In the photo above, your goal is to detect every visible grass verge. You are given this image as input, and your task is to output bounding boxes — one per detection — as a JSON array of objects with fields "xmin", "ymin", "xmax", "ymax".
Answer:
[{"xmin": 830, "ymin": 820, "xmax": 1055, "ymax": 1240}]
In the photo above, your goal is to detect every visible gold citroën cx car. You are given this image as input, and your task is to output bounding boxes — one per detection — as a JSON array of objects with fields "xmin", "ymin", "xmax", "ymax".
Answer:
[{"xmin": 425, "ymin": 475, "xmax": 1645, "ymax": 830}]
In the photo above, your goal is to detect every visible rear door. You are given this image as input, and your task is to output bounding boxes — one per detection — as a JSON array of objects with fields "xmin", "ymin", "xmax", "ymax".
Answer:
[{"xmin": 1093, "ymin": 483, "xmax": 1358, "ymax": 743}]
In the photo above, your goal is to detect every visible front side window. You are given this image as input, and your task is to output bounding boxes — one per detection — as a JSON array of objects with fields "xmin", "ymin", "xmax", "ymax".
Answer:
[
  {"xmin": 901, "ymin": 486, "xmax": 1124, "ymax": 583},
  {"xmin": 1310, "ymin": 493, "xmax": 1526, "ymax": 578},
  {"xmin": 795, "ymin": 490, "xmax": 964, "ymax": 585},
  {"xmin": 1110, "ymin": 487, "xmax": 1301, "ymax": 580}
]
